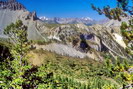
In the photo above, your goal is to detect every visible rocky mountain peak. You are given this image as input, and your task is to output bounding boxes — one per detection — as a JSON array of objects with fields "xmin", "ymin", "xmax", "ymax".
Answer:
[
  {"xmin": 0, "ymin": 0, "xmax": 25, "ymax": 10},
  {"xmin": 8, "ymin": 0, "xmax": 16, "ymax": 2},
  {"xmin": 39, "ymin": 16, "xmax": 97, "ymax": 25}
]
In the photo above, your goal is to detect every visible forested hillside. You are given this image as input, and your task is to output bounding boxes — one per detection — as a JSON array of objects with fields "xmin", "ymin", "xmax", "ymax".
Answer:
[{"xmin": 0, "ymin": 0, "xmax": 133, "ymax": 89}]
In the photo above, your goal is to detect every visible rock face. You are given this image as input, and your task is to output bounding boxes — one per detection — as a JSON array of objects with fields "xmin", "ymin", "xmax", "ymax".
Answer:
[
  {"xmin": 36, "ymin": 22, "xmax": 132, "ymax": 60},
  {"xmin": 35, "ymin": 43, "xmax": 87, "ymax": 58},
  {"xmin": 0, "ymin": 0, "xmax": 25, "ymax": 10},
  {"xmin": 0, "ymin": 0, "xmax": 44, "ymax": 40},
  {"xmin": 0, "ymin": 0, "xmax": 131, "ymax": 60},
  {"xmin": 0, "ymin": 9, "xmax": 43, "ymax": 40}
]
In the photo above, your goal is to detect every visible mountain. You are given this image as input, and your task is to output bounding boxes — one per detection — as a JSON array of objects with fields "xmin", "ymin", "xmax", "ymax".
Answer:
[
  {"xmin": 39, "ymin": 17, "xmax": 97, "ymax": 25},
  {"xmin": 0, "ymin": 0, "xmax": 25, "ymax": 10},
  {"xmin": 0, "ymin": 0, "xmax": 132, "ymax": 60},
  {"xmin": 0, "ymin": 1, "xmax": 132, "ymax": 89},
  {"xmin": 36, "ymin": 22, "xmax": 132, "ymax": 60},
  {"xmin": 0, "ymin": 0, "xmax": 44, "ymax": 40},
  {"xmin": 104, "ymin": 17, "xmax": 130, "ymax": 27},
  {"xmin": 39, "ymin": 16, "xmax": 109, "ymax": 25},
  {"xmin": 97, "ymin": 18, "xmax": 110, "ymax": 25}
]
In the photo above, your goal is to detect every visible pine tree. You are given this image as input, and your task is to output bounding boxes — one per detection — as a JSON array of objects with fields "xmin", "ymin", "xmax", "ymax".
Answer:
[
  {"xmin": 4, "ymin": 20, "xmax": 28, "ymax": 67},
  {"xmin": 92, "ymin": 0, "xmax": 133, "ymax": 57},
  {"xmin": 2, "ymin": 20, "xmax": 31, "ymax": 88}
]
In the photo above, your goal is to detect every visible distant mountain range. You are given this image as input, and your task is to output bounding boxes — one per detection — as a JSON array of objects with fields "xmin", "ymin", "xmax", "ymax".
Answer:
[
  {"xmin": 0, "ymin": 0, "xmax": 131, "ymax": 61},
  {"xmin": 39, "ymin": 16, "xmax": 109, "ymax": 25}
]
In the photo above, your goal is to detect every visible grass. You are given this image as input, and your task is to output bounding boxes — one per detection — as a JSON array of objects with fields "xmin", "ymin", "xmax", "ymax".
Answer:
[
  {"xmin": 44, "ymin": 23, "xmax": 60, "ymax": 29},
  {"xmin": 26, "ymin": 49, "xmax": 133, "ymax": 89},
  {"xmin": 0, "ymin": 39, "xmax": 132, "ymax": 89}
]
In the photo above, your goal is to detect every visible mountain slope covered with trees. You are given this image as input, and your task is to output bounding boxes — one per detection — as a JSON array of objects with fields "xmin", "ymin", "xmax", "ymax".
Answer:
[{"xmin": 0, "ymin": 0, "xmax": 133, "ymax": 89}]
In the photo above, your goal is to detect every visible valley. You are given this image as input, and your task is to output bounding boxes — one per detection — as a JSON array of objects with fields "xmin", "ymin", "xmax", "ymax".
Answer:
[{"xmin": 0, "ymin": 0, "xmax": 133, "ymax": 89}]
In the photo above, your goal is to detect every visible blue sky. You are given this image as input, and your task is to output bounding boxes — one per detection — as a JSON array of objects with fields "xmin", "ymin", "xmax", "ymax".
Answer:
[{"xmin": 18, "ymin": 0, "xmax": 118, "ymax": 20}]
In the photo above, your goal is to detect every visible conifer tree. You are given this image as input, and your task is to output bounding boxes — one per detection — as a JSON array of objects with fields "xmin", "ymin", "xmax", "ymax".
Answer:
[
  {"xmin": 4, "ymin": 20, "xmax": 28, "ymax": 67},
  {"xmin": 2, "ymin": 20, "xmax": 31, "ymax": 88},
  {"xmin": 92, "ymin": 0, "xmax": 133, "ymax": 57}
]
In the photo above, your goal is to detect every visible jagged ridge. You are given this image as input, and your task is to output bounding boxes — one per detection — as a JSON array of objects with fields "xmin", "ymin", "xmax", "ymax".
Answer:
[{"xmin": 0, "ymin": 0, "xmax": 25, "ymax": 10}]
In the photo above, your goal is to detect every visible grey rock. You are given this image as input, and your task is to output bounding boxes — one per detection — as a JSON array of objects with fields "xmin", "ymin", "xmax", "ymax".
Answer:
[
  {"xmin": 0, "ymin": 9, "xmax": 44, "ymax": 40},
  {"xmin": 0, "ymin": 0, "xmax": 131, "ymax": 60},
  {"xmin": 38, "ymin": 23, "xmax": 132, "ymax": 60},
  {"xmin": 0, "ymin": 0, "xmax": 25, "ymax": 10}
]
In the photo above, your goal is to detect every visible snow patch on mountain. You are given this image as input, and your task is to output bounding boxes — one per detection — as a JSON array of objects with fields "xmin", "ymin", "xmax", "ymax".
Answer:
[{"xmin": 39, "ymin": 16, "xmax": 96, "ymax": 25}]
